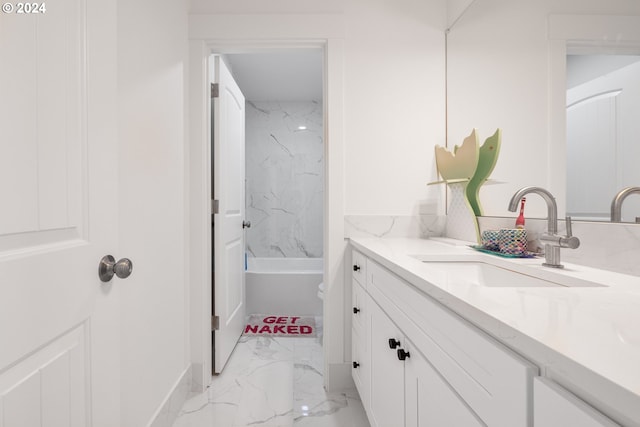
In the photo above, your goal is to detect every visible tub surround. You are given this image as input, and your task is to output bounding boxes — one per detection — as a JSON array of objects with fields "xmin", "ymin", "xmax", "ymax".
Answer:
[
  {"xmin": 245, "ymin": 100, "xmax": 324, "ymax": 259},
  {"xmin": 350, "ymin": 237, "xmax": 640, "ymax": 425}
]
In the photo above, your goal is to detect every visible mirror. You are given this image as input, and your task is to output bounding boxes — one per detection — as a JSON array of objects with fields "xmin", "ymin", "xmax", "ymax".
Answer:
[
  {"xmin": 567, "ymin": 54, "xmax": 640, "ymax": 222},
  {"xmin": 445, "ymin": 1, "xmax": 640, "ymax": 221}
]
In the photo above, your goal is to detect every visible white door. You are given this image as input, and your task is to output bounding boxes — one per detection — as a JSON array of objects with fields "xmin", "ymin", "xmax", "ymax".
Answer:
[
  {"xmin": 211, "ymin": 56, "xmax": 247, "ymax": 373},
  {"xmin": 0, "ymin": 1, "xmax": 120, "ymax": 426}
]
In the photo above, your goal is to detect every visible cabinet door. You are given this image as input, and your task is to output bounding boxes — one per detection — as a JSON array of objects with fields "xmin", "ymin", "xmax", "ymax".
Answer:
[
  {"xmin": 405, "ymin": 341, "xmax": 485, "ymax": 427},
  {"xmin": 369, "ymin": 300, "xmax": 405, "ymax": 427},
  {"xmin": 351, "ymin": 280, "xmax": 369, "ymax": 412},
  {"xmin": 534, "ymin": 378, "xmax": 620, "ymax": 427},
  {"xmin": 352, "ymin": 327, "xmax": 368, "ymax": 412}
]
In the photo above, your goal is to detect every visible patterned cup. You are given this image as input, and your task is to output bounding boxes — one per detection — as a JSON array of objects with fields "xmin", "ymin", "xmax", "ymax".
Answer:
[
  {"xmin": 481, "ymin": 230, "xmax": 500, "ymax": 251},
  {"xmin": 498, "ymin": 228, "xmax": 528, "ymax": 255}
]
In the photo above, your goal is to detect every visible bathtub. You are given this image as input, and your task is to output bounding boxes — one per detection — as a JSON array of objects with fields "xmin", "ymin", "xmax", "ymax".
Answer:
[{"xmin": 246, "ymin": 257, "xmax": 323, "ymax": 316}]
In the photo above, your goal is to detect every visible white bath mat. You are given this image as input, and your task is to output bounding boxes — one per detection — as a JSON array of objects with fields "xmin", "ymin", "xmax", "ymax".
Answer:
[{"xmin": 244, "ymin": 314, "xmax": 316, "ymax": 337}]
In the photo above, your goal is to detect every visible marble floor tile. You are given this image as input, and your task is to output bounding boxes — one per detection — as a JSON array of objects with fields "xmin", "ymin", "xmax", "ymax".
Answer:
[{"xmin": 172, "ymin": 334, "xmax": 369, "ymax": 427}]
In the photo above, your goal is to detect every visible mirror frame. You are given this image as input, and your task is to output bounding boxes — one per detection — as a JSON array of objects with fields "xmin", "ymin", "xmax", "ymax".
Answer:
[{"xmin": 548, "ymin": 15, "xmax": 640, "ymax": 221}]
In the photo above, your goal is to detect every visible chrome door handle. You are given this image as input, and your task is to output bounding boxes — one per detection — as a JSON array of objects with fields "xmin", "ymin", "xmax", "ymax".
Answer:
[
  {"xmin": 99, "ymin": 255, "xmax": 133, "ymax": 282},
  {"xmin": 242, "ymin": 220, "xmax": 251, "ymax": 229}
]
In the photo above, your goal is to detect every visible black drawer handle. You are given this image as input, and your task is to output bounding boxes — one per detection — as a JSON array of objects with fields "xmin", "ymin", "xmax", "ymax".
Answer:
[
  {"xmin": 388, "ymin": 338, "xmax": 401, "ymax": 349},
  {"xmin": 353, "ymin": 361, "xmax": 360, "ymax": 368},
  {"xmin": 353, "ymin": 265, "xmax": 361, "ymax": 272},
  {"xmin": 397, "ymin": 349, "xmax": 410, "ymax": 361},
  {"xmin": 353, "ymin": 307, "xmax": 360, "ymax": 314}
]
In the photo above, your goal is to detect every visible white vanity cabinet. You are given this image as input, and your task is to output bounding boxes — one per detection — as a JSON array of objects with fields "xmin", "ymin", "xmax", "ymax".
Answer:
[
  {"xmin": 533, "ymin": 378, "xmax": 620, "ymax": 427},
  {"xmin": 368, "ymin": 298, "xmax": 483, "ymax": 427},
  {"xmin": 350, "ymin": 248, "xmax": 538, "ymax": 427}
]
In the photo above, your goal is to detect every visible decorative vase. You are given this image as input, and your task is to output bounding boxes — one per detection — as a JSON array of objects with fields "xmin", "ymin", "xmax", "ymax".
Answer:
[{"xmin": 446, "ymin": 181, "xmax": 480, "ymax": 243}]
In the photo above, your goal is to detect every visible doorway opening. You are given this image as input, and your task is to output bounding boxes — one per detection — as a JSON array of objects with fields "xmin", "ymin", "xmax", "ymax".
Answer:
[{"xmin": 211, "ymin": 48, "xmax": 325, "ymax": 373}]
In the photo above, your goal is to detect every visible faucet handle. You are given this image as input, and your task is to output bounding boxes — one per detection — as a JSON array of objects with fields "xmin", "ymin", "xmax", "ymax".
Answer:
[
  {"xmin": 562, "ymin": 216, "xmax": 580, "ymax": 249},
  {"xmin": 565, "ymin": 216, "xmax": 573, "ymax": 237}
]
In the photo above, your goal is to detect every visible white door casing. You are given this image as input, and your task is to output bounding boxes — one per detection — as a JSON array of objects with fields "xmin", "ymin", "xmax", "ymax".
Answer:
[
  {"xmin": 187, "ymin": 20, "xmax": 345, "ymax": 391},
  {"xmin": 211, "ymin": 55, "xmax": 246, "ymax": 373},
  {"xmin": 0, "ymin": 0, "xmax": 120, "ymax": 425}
]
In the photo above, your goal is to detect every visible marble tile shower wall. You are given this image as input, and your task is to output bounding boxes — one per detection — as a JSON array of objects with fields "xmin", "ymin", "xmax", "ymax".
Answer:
[{"xmin": 245, "ymin": 101, "xmax": 324, "ymax": 258}]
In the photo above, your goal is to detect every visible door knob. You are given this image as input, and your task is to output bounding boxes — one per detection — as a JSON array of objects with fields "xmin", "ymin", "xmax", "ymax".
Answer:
[
  {"xmin": 99, "ymin": 255, "xmax": 133, "ymax": 282},
  {"xmin": 388, "ymin": 338, "xmax": 401, "ymax": 349},
  {"xmin": 353, "ymin": 265, "xmax": 360, "ymax": 271},
  {"xmin": 242, "ymin": 220, "xmax": 251, "ymax": 229}
]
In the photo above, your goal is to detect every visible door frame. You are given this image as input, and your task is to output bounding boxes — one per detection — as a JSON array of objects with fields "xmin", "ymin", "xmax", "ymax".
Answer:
[
  {"xmin": 547, "ymin": 14, "xmax": 640, "ymax": 219},
  {"xmin": 188, "ymin": 14, "xmax": 347, "ymax": 391}
]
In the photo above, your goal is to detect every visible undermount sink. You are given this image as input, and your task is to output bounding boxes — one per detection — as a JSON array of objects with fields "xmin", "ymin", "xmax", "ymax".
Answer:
[{"xmin": 418, "ymin": 261, "xmax": 605, "ymax": 288}]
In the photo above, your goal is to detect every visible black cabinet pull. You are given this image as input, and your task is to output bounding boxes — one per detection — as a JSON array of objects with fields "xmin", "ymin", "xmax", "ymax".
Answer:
[
  {"xmin": 388, "ymin": 338, "xmax": 401, "ymax": 349},
  {"xmin": 353, "ymin": 265, "xmax": 361, "ymax": 272},
  {"xmin": 353, "ymin": 307, "xmax": 360, "ymax": 314},
  {"xmin": 353, "ymin": 361, "xmax": 360, "ymax": 368},
  {"xmin": 397, "ymin": 349, "xmax": 411, "ymax": 361}
]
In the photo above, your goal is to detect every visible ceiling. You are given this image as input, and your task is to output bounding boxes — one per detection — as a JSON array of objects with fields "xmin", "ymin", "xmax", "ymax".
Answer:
[{"xmin": 224, "ymin": 50, "xmax": 323, "ymax": 102}]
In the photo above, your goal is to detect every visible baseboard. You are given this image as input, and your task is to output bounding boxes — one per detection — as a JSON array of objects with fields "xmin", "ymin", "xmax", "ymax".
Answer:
[
  {"xmin": 148, "ymin": 364, "xmax": 192, "ymax": 427},
  {"xmin": 191, "ymin": 362, "xmax": 205, "ymax": 393},
  {"xmin": 325, "ymin": 362, "xmax": 355, "ymax": 392}
]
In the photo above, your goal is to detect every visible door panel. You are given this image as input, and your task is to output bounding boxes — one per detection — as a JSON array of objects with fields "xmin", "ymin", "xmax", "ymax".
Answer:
[
  {"xmin": 0, "ymin": 0, "xmax": 82, "ymax": 236},
  {"xmin": 405, "ymin": 341, "xmax": 485, "ymax": 427},
  {"xmin": 0, "ymin": 326, "xmax": 86, "ymax": 427},
  {"xmin": 369, "ymin": 300, "xmax": 404, "ymax": 427},
  {"xmin": 0, "ymin": 0, "xmax": 119, "ymax": 424},
  {"xmin": 212, "ymin": 55, "xmax": 246, "ymax": 373}
]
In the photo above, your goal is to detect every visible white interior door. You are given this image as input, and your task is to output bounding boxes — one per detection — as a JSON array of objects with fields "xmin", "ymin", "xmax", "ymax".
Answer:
[
  {"xmin": 211, "ymin": 55, "xmax": 247, "ymax": 373},
  {"xmin": 0, "ymin": 1, "xmax": 120, "ymax": 426}
]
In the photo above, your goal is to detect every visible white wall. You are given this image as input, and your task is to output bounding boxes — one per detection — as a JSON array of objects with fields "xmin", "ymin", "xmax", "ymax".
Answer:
[
  {"xmin": 191, "ymin": 0, "xmax": 447, "ymax": 218},
  {"xmin": 342, "ymin": 0, "xmax": 446, "ymax": 217},
  {"xmin": 117, "ymin": 0, "xmax": 190, "ymax": 425},
  {"xmin": 446, "ymin": 0, "xmax": 640, "ymax": 219}
]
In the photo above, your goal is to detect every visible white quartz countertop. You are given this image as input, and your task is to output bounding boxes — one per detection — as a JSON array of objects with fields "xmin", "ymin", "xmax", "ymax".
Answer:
[{"xmin": 349, "ymin": 237, "xmax": 640, "ymax": 425}]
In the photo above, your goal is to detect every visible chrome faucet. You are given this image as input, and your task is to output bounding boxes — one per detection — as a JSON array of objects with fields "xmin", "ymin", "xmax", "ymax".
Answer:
[
  {"xmin": 508, "ymin": 186, "xmax": 580, "ymax": 268},
  {"xmin": 610, "ymin": 187, "xmax": 640, "ymax": 223}
]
